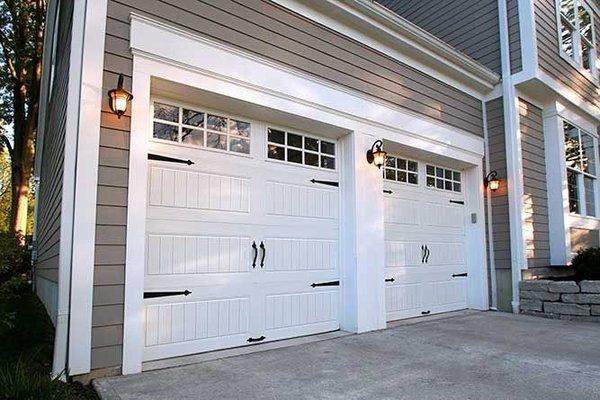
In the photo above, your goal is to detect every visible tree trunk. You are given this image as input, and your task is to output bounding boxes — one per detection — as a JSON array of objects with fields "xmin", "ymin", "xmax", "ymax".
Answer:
[{"xmin": 10, "ymin": 162, "xmax": 30, "ymax": 238}]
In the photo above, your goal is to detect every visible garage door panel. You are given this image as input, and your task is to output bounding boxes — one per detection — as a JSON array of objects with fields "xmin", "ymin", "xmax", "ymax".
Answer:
[
  {"xmin": 149, "ymin": 165, "xmax": 251, "ymax": 213},
  {"xmin": 426, "ymin": 280, "xmax": 467, "ymax": 308},
  {"xmin": 386, "ymin": 241, "xmax": 423, "ymax": 267},
  {"xmin": 384, "ymin": 197, "xmax": 420, "ymax": 226},
  {"xmin": 425, "ymin": 242, "xmax": 465, "ymax": 266},
  {"xmin": 386, "ymin": 283, "xmax": 423, "ymax": 315},
  {"xmin": 421, "ymin": 202, "xmax": 464, "ymax": 231},
  {"xmin": 263, "ymin": 237, "xmax": 337, "ymax": 272},
  {"xmin": 265, "ymin": 181, "xmax": 338, "ymax": 220},
  {"xmin": 146, "ymin": 234, "xmax": 251, "ymax": 276}
]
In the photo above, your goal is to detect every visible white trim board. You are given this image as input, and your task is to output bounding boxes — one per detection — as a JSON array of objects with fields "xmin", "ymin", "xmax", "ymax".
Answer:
[{"xmin": 122, "ymin": 15, "xmax": 489, "ymax": 374}]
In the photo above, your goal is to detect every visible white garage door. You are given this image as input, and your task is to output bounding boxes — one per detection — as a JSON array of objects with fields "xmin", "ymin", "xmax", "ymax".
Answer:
[
  {"xmin": 142, "ymin": 100, "xmax": 340, "ymax": 362},
  {"xmin": 383, "ymin": 155, "xmax": 468, "ymax": 321}
]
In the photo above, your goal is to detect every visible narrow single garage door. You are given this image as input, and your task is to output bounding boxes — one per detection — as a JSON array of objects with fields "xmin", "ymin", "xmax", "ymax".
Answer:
[
  {"xmin": 142, "ymin": 100, "xmax": 340, "ymax": 362},
  {"xmin": 383, "ymin": 155, "xmax": 468, "ymax": 321}
]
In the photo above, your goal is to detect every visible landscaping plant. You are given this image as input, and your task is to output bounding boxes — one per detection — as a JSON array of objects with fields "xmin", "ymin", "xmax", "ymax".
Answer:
[{"xmin": 571, "ymin": 247, "xmax": 600, "ymax": 281}]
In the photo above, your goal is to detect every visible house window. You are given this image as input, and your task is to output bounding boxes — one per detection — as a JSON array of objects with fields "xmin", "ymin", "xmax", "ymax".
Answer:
[
  {"xmin": 426, "ymin": 165, "xmax": 462, "ymax": 193},
  {"xmin": 564, "ymin": 121, "xmax": 597, "ymax": 216},
  {"xmin": 152, "ymin": 102, "xmax": 250, "ymax": 154},
  {"xmin": 383, "ymin": 156, "xmax": 418, "ymax": 184},
  {"xmin": 267, "ymin": 128, "xmax": 336, "ymax": 170},
  {"xmin": 558, "ymin": 0, "xmax": 597, "ymax": 77}
]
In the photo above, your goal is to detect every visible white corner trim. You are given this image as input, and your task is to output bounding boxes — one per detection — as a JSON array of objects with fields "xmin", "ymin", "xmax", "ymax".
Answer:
[
  {"xmin": 271, "ymin": 0, "xmax": 499, "ymax": 96},
  {"xmin": 517, "ymin": 0, "xmax": 539, "ymax": 76},
  {"xmin": 67, "ymin": 0, "xmax": 108, "ymax": 376},
  {"xmin": 537, "ymin": 70, "xmax": 600, "ymax": 122},
  {"xmin": 129, "ymin": 14, "xmax": 485, "ymax": 160}
]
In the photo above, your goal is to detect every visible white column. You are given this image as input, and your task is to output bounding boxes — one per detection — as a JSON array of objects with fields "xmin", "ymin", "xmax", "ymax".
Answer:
[{"xmin": 339, "ymin": 131, "xmax": 386, "ymax": 333}]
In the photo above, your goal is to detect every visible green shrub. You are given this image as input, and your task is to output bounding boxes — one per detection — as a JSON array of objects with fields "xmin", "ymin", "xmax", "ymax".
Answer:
[
  {"xmin": 0, "ymin": 276, "xmax": 29, "ymax": 334},
  {"xmin": 0, "ymin": 232, "xmax": 29, "ymax": 284},
  {"xmin": 0, "ymin": 358, "xmax": 71, "ymax": 400},
  {"xmin": 572, "ymin": 247, "xmax": 600, "ymax": 281}
]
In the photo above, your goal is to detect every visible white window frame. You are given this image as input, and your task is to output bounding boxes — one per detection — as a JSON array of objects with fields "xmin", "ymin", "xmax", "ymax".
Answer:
[
  {"xmin": 265, "ymin": 125, "xmax": 337, "ymax": 172},
  {"xmin": 425, "ymin": 163, "xmax": 463, "ymax": 193},
  {"xmin": 382, "ymin": 154, "xmax": 419, "ymax": 186},
  {"xmin": 555, "ymin": 0, "xmax": 599, "ymax": 83},
  {"xmin": 563, "ymin": 120, "xmax": 599, "ymax": 217},
  {"xmin": 150, "ymin": 97, "xmax": 253, "ymax": 158}
]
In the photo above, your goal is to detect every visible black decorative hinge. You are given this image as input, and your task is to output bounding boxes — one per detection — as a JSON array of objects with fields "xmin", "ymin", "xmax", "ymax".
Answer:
[
  {"xmin": 247, "ymin": 336, "xmax": 266, "ymax": 343},
  {"xmin": 310, "ymin": 280, "xmax": 340, "ymax": 288},
  {"xmin": 144, "ymin": 290, "xmax": 192, "ymax": 299},
  {"xmin": 383, "ymin": 189, "xmax": 393, "ymax": 194},
  {"xmin": 421, "ymin": 310, "xmax": 431, "ymax": 315},
  {"xmin": 449, "ymin": 200, "xmax": 465, "ymax": 205},
  {"xmin": 148, "ymin": 153, "xmax": 194, "ymax": 165},
  {"xmin": 452, "ymin": 272, "xmax": 468, "ymax": 278},
  {"xmin": 310, "ymin": 179, "xmax": 338, "ymax": 187},
  {"xmin": 385, "ymin": 278, "xmax": 395, "ymax": 282}
]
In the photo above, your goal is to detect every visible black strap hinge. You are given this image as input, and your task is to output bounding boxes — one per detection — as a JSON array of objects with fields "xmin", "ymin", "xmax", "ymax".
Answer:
[
  {"xmin": 144, "ymin": 290, "xmax": 192, "ymax": 299},
  {"xmin": 452, "ymin": 272, "xmax": 468, "ymax": 278},
  {"xmin": 247, "ymin": 336, "xmax": 266, "ymax": 343},
  {"xmin": 310, "ymin": 280, "xmax": 340, "ymax": 288},
  {"xmin": 148, "ymin": 153, "xmax": 194, "ymax": 165},
  {"xmin": 449, "ymin": 200, "xmax": 464, "ymax": 205},
  {"xmin": 310, "ymin": 179, "xmax": 338, "ymax": 187},
  {"xmin": 383, "ymin": 189, "xmax": 393, "ymax": 194},
  {"xmin": 385, "ymin": 278, "xmax": 395, "ymax": 282},
  {"xmin": 421, "ymin": 310, "xmax": 431, "ymax": 315}
]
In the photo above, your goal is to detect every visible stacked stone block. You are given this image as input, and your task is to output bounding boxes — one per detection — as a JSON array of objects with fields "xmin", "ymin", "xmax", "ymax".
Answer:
[{"xmin": 519, "ymin": 280, "xmax": 600, "ymax": 322}]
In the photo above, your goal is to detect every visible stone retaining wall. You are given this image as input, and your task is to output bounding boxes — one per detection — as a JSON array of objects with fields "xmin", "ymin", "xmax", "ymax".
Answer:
[{"xmin": 519, "ymin": 280, "xmax": 600, "ymax": 322}]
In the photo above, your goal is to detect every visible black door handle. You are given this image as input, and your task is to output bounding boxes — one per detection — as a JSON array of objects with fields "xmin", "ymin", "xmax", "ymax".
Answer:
[
  {"xmin": 259, "ymin": 241, "xmax": 265, "ymax": 268},
  {"xmin": 251, "ymin": 241, "xmax": 257, "ymax": 268},
  {"xmin": 421, "ymin": 245, "xmax": 425, "ymax": 263},
  {"xmin": 425, "ymin": 245, "xmax": 430, "ymax": 263},
  {"xmin": 247, "ymin": 336, "xmax": 266, "ymax": 343}
]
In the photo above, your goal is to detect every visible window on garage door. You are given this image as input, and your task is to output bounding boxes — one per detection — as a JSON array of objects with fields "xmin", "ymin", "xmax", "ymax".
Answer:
[{"xmin": 266, "ymin": 127, "xmax": 336, "ymax": 170}]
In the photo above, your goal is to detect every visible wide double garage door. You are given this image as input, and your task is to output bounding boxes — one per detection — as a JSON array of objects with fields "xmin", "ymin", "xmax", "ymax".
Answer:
[{"xmin": 142, "ymin": 102, "xmax": 340, "ymax": 362}]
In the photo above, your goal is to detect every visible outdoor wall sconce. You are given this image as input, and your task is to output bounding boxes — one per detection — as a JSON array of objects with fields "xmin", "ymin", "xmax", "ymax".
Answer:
[
  {"xmin": 484, "ymin": 170, "xmax": 501, "ymax": 191},
  {"xmin": 366, "ymin": 139, "xmax": 387, "ymax": 169},
  {"xmin": 108, "ymin": 73, "xmax": 133, "ymax": 118}
]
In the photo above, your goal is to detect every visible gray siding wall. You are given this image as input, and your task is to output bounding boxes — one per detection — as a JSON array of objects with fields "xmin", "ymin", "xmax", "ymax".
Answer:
[
  {"xmin": 535, "ymin": 0, "xmax": 600, "ymax": 107},
  {"xmin": 35, "ymin": 0, "xmax": 74, "ymax": 285},
  {"xmin": 485, "ymin": 98, "xmax": 513, "ymax": 312},
  {"xmin": 376, "ymin": 0, "xmax": 502, "ymax": 74},
  {"xmin": 507, "ymin": 0, "xmax": 522, "ymax": 73},
  {"xmin": 91, "ymin": 0, "xmax": 486, "ymax": 371},
  {"xmin": 519, "ymin": 99, "xmax": 550, "ymax": 268},
  {"xmin": 570, "ymin": 228, "xmax": 600, "ymax": 252}
]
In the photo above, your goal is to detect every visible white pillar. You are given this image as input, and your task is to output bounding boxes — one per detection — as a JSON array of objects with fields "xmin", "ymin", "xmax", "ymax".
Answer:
[{"xmin": 339, "ymin": 131, "xmax": 386, "ymax": 333}]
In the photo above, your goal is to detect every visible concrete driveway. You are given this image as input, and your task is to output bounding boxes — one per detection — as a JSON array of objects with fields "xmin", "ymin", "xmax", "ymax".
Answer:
[{"xmin": 94, "ymin": 311, "xmax": 600, "ymax": 400}]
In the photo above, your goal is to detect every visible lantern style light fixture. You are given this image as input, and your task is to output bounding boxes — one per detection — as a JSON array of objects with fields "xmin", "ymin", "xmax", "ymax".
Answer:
[
  {"xmin": 366, "ymin": 139, "xmax": 387, "ymax": 169},
  {"xmin": 484, "ymin": 170, "xmax": 501, "ymax": 191},
  {"xmin": 108, "ymin": 73, "xmax": 133, "ymax": 118}
]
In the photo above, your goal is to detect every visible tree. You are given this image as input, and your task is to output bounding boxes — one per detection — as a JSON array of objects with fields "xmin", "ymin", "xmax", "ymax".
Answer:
[{"xmin": 0, "ymin": 0, "xmax": 46, "ymax": 238}]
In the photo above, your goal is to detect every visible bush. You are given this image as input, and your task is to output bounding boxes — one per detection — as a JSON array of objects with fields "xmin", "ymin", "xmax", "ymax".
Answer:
[
  {"xmin": 0, "ymin": 358, "xmax": 72, "ymax": 400},
  {"xmin": 572, "ymin": 247, "xmax": 600, "ymax": 281},
  {"xmin": 0, "ymin": 232, "xmax": 29, "ymax": 285}
]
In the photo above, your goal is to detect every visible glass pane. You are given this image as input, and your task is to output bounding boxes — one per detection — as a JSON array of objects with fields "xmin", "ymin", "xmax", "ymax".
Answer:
[
  {"xmin": 182, "ymin": 109, "xmax": 204, "ymax": 127},
  {"xmin": 305, "ymin": 152, "xmax": 319, "ymax": 167},
  {"xmin": 288, "ymin": 148, "xmax": 302, "ymax": 163},
  {"xmin": 397, "ymin": 158, "xmax": 407, "ymax": 170},
  {"xmin": 560, "ymin": 0, "xmax": 575, "ymax": 23},
  {"xmin": 181, "ymin": 128, "xmax": 203, "ymax": 146},
  {"xmin": 268, "ymin": 128, "xmax": 285, "ymax": 144},
  {"xmin": 407, "ymin": 160, "xmax": 418, "ymax": 172},
  {"xmin": 584, "ymin": 176, "xmax": 596, "ymax": 216},
  {"xmin": 267, "ymin": 145, "xmax": 285, "ymax": 160},
  {"xmin": 229, "ymin": 137, "xmax": 250, "ymax": 154},
  {"xmin": 567, "ymin": 169, "xmax": 580, "ymax": 214},
  {"xmin": 321, "ymin": 141, "xmax": 335, "ymax": 155},
  {"xmin": 287, "ymin": 133, "xmax": 302, "ymax": 148},
  {"xmin": 385, "ymin": 156, "xmax": 396, "ymax": 168},
  {"xmin": 564, "ymin": 122, "xmax": 581, "ymax": 170},
  {"xmin": 385, "ymin": 169, "xmax": 396, "ymax": 181},
  {"xmin": 453, "ymin": 182, "xmax": 462, "ymax": 192},
  {"xmin": 305, "ymin": 137, "xmax": 319, "ymax": 152},
  {"xmin": 397, "ymin": 171, "xmax": 407, "ymax": 182},
  {"xmin": 445, "ymin": 180, "xmax": 453, "ymax": 190},
  {"xmin": 579, "ymin": 6, "xmax": 592, "ymax": 41},
  {"xmin": 453, "ymin": 171, "xmax": 461, "ymax": 182},
  {"xmin": 436, "ymin": 168, "xmax": 444, "ymax": 178},
  {"xmin": 321, "ymin": 156, "xmax": 335, "ymax": 170},
  {"xmin": 561, "ymin": 20, "xmax": 574, "ymax": 57},
  {"xmin": 426, "ymin": 176, "xmax": 435, "ymax": 187},
  {"xmin": 229, "ymin": 119, "xmax": 251, "ymax": 137},
  {"xmin": 436, "ymin": 179, "xmax": 444, "ymax": 189},
  {"xmin": 445, "ymin": 169, "xmax": 452, "ymax": 179},
  {"xmin": 426, "ymin": 165, "xmax": 435, "ymax": 176},
  {"xmin": 408, "ymin": 173, "xmax": 418, "ymax": 185},
  {"xmin": 207, "ymin": 114, "xmax": 227, "ymax": 132},
  {"xmin": 582, "ymin": 39, "xmax": 592, "ymax": 71},
  {"xmin": 581, "ymin": 133, "xmax": 596, "ymax": 175},
  {"xmin": 154, "ymin": 103, "xmax": 178, "ymax": 122},
  {"xmin": 153, "ymin": 122, "xmax": 178, "ymax": 141},
  {"xmin": 206, "ymin": 132, "xmax": 227, "ymax": 150}
]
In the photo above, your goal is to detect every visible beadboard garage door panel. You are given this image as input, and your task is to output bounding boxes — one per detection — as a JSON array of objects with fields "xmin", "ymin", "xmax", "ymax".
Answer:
[
  {"xmin": 143, "ymin": 116, "xmax": 340, "ymax": 362},
  {"xmin": 384, "ymin": 162, "xmax": 468, "ymax": 321}
]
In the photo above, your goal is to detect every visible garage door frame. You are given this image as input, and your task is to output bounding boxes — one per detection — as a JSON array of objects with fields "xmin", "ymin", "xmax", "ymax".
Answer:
[{"xmin": 122, "ymin": 14, "xmax": 489, "ymax": 375}]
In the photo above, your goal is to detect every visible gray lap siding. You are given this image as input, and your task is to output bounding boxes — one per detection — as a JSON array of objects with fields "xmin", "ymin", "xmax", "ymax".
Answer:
[{"xmin": 91, "ymin": 0, "xmax": 485, "ymax": 370}]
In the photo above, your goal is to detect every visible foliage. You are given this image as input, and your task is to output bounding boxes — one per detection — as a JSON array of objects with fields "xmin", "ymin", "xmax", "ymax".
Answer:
[
  {"xmin": 0, "ymin": 358, "xmax": 72, "ymax": 400},
  {"xmin": 0, "ymin": 148, "xmax": 10, "ymax": 231},
  {"xmin": 0, "ymin": 230, "xmax": 28, "ymax": 284},
  {"xmin": 572, "ymin": 247, "xmax": 600, "ymax": 281}
]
